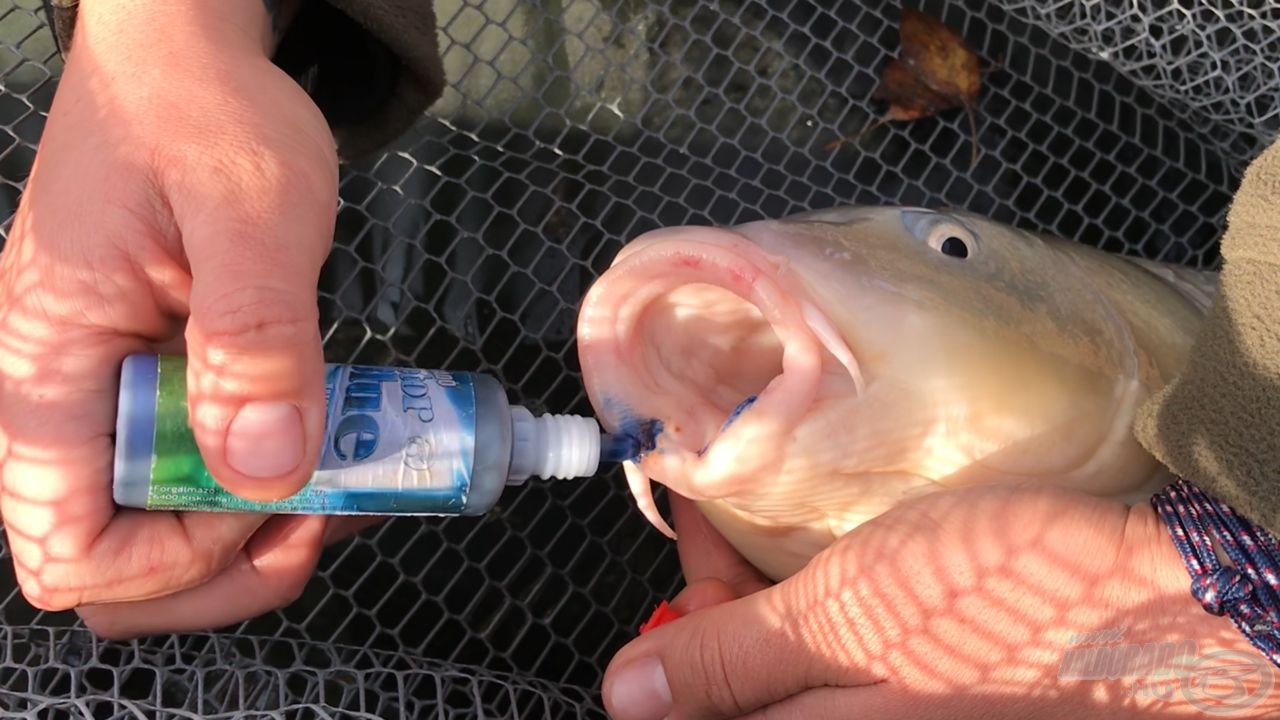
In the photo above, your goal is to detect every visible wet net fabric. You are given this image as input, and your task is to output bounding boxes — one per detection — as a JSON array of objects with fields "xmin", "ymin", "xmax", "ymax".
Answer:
[
  {"xmin": 995, "ymin": 1, "xmax": 1279, "ymax": 166},
  {"xmin": 0, "ymin": 626, "xmax": 609, "ymax": 718},
  {"xmin": 0, "ymin": 0, "xmax": 1276, "ymax": 715}
]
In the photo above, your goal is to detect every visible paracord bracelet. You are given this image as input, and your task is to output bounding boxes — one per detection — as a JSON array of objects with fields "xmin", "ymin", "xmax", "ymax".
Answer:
[{"xmin": 1152, "ymin": 479, "xmax": 1280, "ymax": 668}]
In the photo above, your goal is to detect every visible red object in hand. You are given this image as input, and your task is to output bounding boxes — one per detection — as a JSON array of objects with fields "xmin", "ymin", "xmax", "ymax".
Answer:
[{"xmin": 638, "ymin": 600, "xmax": 683, "ymax": 634}]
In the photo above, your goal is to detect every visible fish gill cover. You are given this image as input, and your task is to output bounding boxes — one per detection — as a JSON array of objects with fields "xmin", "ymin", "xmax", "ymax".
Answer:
[{"xmin": 0, "ymin": 0, "xmax": 1275, "ymax": 716}]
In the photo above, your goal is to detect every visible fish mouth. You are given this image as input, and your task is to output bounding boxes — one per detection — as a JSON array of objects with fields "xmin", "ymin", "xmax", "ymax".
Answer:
[{"xmin": 577, "ymin": 225, "xmax": 863, "ymax": 538}]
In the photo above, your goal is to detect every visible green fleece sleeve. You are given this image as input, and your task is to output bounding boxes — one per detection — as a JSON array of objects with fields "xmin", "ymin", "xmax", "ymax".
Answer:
[
  {"xmin": 1134, "ymin": 138, "xmax": 1280, "ymax": 536},
  {"xmin": 40, "ymin": 0, "xmax": 447, "ymax": 160}
]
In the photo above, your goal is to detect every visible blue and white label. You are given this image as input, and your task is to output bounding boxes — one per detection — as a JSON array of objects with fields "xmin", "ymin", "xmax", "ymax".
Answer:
[{"xmin": 310, "ymin": 365, "xmax": 478, "ymax": 513}]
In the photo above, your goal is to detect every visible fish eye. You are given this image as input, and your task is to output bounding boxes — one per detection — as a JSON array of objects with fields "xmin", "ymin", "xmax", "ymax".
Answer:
[
  {"xmin": 900, "ymin": 210, "xmax": 978, "ymax": 260},
  {"xmin": 925, "ymin": 223, "xmax": 975, "ymax": 260},
  {"xmin": 939, "ymin": 236, "xmax": 969, "ymax": 258}
]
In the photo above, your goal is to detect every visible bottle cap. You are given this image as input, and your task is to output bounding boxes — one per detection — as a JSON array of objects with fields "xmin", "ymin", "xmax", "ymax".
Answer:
[{"xmin": 507, "ymin": 407, "xmax": 603, "ymax": 482}]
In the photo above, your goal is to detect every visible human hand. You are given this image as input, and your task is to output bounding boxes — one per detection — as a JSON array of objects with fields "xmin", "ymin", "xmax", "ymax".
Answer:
[
  {"xmin": 603, "ymin": 486, "xmax": 1280, "ymax": 719},
  {"xmin": 0, "ymin": 0, "xmax": 372, "ymax": 638}
]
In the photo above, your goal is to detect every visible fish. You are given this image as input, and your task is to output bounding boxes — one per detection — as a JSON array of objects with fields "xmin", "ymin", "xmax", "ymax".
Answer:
[{"xmin": 576, "ymin": 205, "xmax": 1217, "ymax": 581}]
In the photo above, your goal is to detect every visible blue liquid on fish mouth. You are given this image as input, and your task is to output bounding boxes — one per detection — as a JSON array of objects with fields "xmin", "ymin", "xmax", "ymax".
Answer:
[
  {"xmin": 602, "ymin": 395, "xmax": 757, "ymax": 463},
  {"xmin": 697, "ymin": 395, "xmax": 759, "ymax": 457},
  {"xmin": 600, "ymin": 418, "xmax": 664, "ymax": 463},
  {"xmin": 721, "ymin": 395, "xmax": 758, "ymax": 431}
]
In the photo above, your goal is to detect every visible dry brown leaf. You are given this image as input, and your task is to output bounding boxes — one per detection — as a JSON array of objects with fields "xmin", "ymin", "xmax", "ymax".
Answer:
[
  {"xmin": 899, "ymin": 7, "xmax": 981, "ymax": 107},
  {"xmin": 826, "ymin": 7, "xmax": 989, "ymax": 165},
  {"xmin": 872, "ymin": 57, "xmax": 961, "ymax": 122}
]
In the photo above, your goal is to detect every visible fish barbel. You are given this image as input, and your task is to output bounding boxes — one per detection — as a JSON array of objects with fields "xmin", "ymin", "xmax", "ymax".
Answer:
[{"xmin": 576, "ymin": 206, "xmax": 1216, "ymax": 581}]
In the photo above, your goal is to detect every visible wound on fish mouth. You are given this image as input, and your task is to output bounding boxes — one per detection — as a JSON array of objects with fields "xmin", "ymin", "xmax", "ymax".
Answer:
[
  {"xmin": 722, "ymin": 394, "xmax": 758, "ymax": 431},
  {"xmin": 601, "ymin": 417, "xmax": 664, "ymax": 463},
  {"xmin": 607, "ymin": 416, "xmax": 675, "ymax": 540},
  {"xmin": 699, "ymin": 395, "xmax": 759, "ymax": 456}
]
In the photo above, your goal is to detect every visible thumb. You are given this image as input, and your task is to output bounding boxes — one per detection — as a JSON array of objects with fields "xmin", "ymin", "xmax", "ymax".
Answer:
[
  {"xmin": 177, "ymin": 162, "xmax": 337, "ymax": 502},
  {"xmin": 602, "ymin": 578, "xmax": 875, "ymax": 720}
]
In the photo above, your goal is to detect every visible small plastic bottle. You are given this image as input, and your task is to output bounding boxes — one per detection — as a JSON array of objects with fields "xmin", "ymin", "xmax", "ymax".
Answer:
[{"xmin": 114, "ymin": 354, "xmax": 610, "ymax": 516}]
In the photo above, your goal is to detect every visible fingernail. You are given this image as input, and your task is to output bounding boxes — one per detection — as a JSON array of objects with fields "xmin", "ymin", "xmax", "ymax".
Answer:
[
  {"xmin": 226, "ymin": 401, "xmax": 304, "ymax": 478},
  {"xmin": 607, "ymin": 656, "xmax": 671, "ymax": 720}
]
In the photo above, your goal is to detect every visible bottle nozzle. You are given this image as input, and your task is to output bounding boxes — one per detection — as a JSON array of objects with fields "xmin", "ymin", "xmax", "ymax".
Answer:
[
  {"xmin": 599, "ymin": 432, "xmax": 642, "ymax": 464},
  {"xmin": 508, "ymin": 407, "xmax": 603, "ymax": 482}
]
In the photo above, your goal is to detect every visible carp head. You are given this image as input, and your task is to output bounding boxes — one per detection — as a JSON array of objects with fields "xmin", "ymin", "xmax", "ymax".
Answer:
[{"xmin": 577, "ymin": 206, "xmax": 1167, "ymax": 580}]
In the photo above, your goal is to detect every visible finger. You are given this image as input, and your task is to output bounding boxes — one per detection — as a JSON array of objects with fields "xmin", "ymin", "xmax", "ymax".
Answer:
[
  {"xmin": 603, "ymin": 581, "xmax": 876, "ymax": 720},
  {"xmin": 637, "ymin": 579, "xmax": 736, "ymax": 636},
  {"xmin": 0, "ymin": 292, "xmax": 268, "ymax": 609},
  {"xmin": 671, "ymin": 492, "xmax": 771, "ymax": 596},
  {"xmin": 746, "ymin": 686, "xmax": 984, "ymax": 720},
  {"xmin": 742, "ymin": 687, "xmax": 871, "ymax": 720},
  {"xmin": 322, "ymin": 515, "xmax": 386, "ymax": 546},
  {"xmin": 669, "ymin": 577, "xmax": 742, "ymax": 615},
  {"xmin": 173, "ymin": 149, "xmax": 338, "ymax": 502},
  {"xmin": 75, "ymin": 514, "xmax": 326, "ymax": 639}
]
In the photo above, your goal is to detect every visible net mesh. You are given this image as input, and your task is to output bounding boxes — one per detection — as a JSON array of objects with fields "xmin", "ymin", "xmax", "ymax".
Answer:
[
  {"xmin": 996, "ymin": 0, "xmax": 1279, "ymax": 165},
  {"xmin": 0, "ymin": 626, "xmax": 609, "ymax": 718},
  {"xmin": 0, "ymin": 0, "xmax": 1275, "ymax": 715}
]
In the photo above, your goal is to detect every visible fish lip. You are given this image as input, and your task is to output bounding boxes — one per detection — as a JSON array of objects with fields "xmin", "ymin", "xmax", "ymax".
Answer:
[
  {"xmin": 579, "ymin": 223, "xmax": 785, "ymax": 436},
  {"xmin": 577, "ymin": 223, "xmax": 863, "ymax": 505}
]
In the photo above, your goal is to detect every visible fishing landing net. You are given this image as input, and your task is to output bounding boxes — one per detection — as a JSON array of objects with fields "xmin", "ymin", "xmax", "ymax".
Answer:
[{"xmin": 0, "ymin": 0, "xmax": 1275, "ymax": 715}]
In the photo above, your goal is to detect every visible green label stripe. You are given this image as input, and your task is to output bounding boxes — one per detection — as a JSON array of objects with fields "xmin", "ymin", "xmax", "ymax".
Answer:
[{"xmin": 148, "ymin": 356, "xmax": 337, "ymax": 512}]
